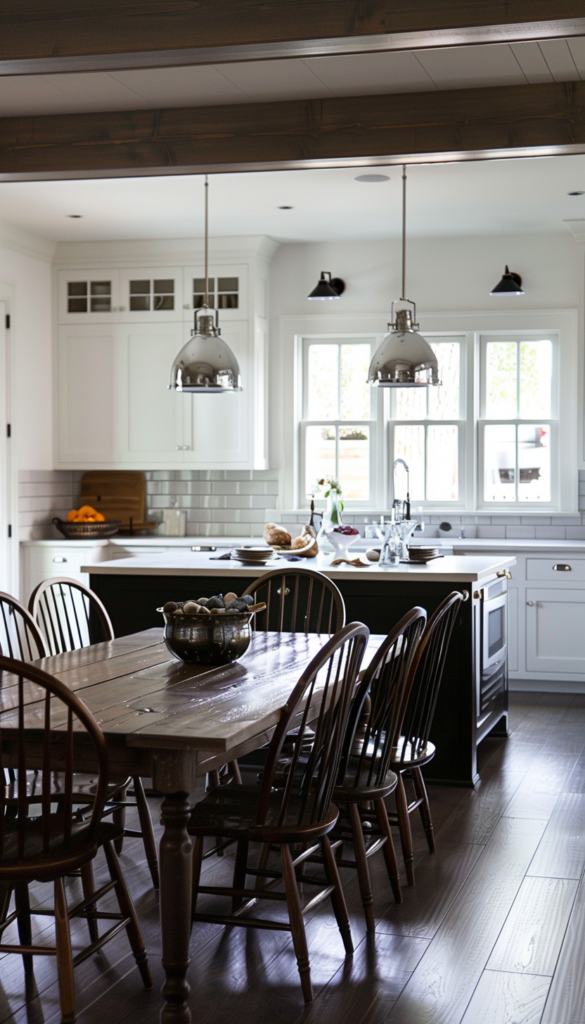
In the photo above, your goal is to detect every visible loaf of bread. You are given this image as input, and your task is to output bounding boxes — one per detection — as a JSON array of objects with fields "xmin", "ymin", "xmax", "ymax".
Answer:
[
  {"xmin": 291, "ymin": 527, "xmax": 319, "ymax": 557},
  {"xmin": 263, "ymin": 523, "xmax": 292, "ymax": 546}
]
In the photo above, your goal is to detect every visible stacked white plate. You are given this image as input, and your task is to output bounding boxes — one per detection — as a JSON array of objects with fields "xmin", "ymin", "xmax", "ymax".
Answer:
[{"xmin": 231, "ymin": 545, "xmax": 275, "ymax": 564}]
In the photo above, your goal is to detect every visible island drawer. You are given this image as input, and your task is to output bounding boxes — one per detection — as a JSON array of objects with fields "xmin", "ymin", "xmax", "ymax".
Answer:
[{"xmin": 526, "ymin": 558, "xmax": 585, "ymax": 582}]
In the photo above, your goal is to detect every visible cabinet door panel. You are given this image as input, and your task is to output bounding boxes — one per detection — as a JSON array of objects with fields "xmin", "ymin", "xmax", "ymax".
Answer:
[
  {"xmin": 57, "ymin": 325, "xmax": 120, "ymax": 464},
  {"xmin": 58, "ymin": 269, "xmax": 120, "ymax": 324},
  {"xmin": 119, "ymin": 267, "xmax": 183, "ymax": 322},
  {"xmin": 186, "ymin": 321, "xmax": 250, "ymax": 466},
  {"xmin": 121, "ymin": 323, "xmax": 189, "ymax": 463},
  {"xmin": 526, "ymin": 588, "xmax": 585, "ymax": 674},
  {"xmin": 182, "ymin": 264, "xmax": 248, "ymax": 321}
]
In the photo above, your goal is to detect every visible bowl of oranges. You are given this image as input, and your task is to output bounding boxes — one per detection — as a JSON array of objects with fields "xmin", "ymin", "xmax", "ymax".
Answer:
[{"xmin": 52, "ymin": 506, "xmax": 122, "ymax": 540}]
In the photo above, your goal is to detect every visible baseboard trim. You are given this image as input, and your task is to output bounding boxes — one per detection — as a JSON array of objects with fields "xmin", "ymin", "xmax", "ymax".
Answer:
[{"xmin": 510, "ymin": 679, "xmax": 585, "ymax": 694}]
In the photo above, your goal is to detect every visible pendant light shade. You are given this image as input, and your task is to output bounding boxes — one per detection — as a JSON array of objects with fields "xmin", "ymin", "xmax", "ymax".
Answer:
[
  {"xmin": 170, "ymin": 177, "xmax": 242, "ymax": 393},
  {"xmin": 368, "ymin": 166, "xmax": 440, "ymax": 388},
  {"xmin": 307, "ymin": 271, "xmax": 345, "ymax": 300},
  {"xmin": 490, "ymin": 265, "xmax": 524, "ymax": 296}
]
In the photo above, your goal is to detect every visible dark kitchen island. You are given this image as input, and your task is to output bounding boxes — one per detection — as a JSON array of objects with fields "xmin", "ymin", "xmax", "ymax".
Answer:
[{"xmin": 86, "ymin": 549, "xmax": 515, "ymax": 786}]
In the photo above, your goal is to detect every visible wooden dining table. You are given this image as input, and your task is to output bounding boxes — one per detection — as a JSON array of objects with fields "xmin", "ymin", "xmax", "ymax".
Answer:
[{"xmin": 0, "ymin": 626, "xmax": 383, "ymax": 1024}]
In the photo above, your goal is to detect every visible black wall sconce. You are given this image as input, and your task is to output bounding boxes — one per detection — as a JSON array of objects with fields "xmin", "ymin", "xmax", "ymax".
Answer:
[
  {"xmin": 307, "ymin": 271, "xmax": 346, "ymax": 300},
  {"xmin": 491, "ymin": 265, "xmax": 524, "ymax": 295}
]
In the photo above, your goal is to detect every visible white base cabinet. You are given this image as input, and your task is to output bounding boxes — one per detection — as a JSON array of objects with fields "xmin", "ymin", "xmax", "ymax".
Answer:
[{"xmin": 526, "ymin": 588, "xmax": 585, "ymax": 675}]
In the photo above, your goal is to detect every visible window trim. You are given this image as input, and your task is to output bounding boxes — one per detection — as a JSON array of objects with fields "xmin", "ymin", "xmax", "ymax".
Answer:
[{"xmin": 279, "ymin": 310, "xmax": 579, "ymax": 514}]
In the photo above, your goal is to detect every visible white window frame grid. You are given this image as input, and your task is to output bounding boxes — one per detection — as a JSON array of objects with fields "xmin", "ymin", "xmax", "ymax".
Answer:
[
  {"xmin": 387, "ymin": 334, "xmax": 469, "ymax": 510},
  {"xmin": 285, "ymin": 311, "xmax": 578, "ymax": 515},
  {"xmin": 298, "ymin": 335, "xmax": 384, "ymax": 509},
  {"xmin": 477, "ymin": 331, "xmax": 560, "ymax": 510}
]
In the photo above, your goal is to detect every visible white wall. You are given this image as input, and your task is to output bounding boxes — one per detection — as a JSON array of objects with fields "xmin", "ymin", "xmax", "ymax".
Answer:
[
  {"xmin": 0, "ymin": 222, "xmax": 55, "ymax": 470},
  {"xmin": 270, "ymin": 232, "xmax": 581, "ymax": 318}
]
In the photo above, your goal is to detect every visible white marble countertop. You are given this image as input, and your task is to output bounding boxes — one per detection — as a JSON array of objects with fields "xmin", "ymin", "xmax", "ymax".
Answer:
[
  {"xmin": 83, "ymin": 550, "xmax": 516, "ymax": 583},
  {"xmin": 22, "ymin": 535, "xmax": 585, "ymax": 552}
]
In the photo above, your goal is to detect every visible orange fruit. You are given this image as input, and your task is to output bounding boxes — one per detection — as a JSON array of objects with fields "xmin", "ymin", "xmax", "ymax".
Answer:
[{"xmin": 66, "ymin": 509, "xmax": 78, "ymax": 522}]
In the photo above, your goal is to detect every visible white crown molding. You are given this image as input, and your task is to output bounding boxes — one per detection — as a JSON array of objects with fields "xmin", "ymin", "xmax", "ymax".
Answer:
[
  {"xmin": 53, "ymin": 234, "xmax": 280, "ymax": 267},
  {"xmin": 564, "ymin": 220, "xmax": 585, "ymax": 248},
  {"xmin": 0, "ymin": 220, "xmax": 55, "ymax": 263}
]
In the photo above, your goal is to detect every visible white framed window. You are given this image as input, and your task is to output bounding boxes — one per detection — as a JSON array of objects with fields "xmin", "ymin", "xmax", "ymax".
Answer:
[
  {"xmin": 478, "ymin": 334, "xmax": 558, "ymax": 508},
  {"xmin": 287, "ymin": 310, "xmax": 578, "ymax": 514},
  {"xmin": 388, "ymin": 337, "xmax": 467, "ymax": 507},
  {"xmin": 299, "ymin": 337, "xmax": 381, "ymax": 506}
]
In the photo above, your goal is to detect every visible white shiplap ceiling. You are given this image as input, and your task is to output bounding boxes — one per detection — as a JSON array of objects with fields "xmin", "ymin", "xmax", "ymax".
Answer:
[
  {"xmin": 2, "ymin": 155, "xmax": 585, "ymax": 242},
  {"xmin": 1, "ymin": 38, "xmax": 585, "ymax": 117}
]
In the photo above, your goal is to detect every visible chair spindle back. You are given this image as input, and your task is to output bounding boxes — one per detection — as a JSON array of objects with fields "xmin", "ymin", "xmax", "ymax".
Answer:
[
  {"xmin": 29, "ymin": 578, "xmax": 114, "ymax": 656},
  {"xmin": 398, "ymin": 591, "xmax": 463, "ymax": 765},
  {"xmin": 339, "ymin": 607, "xmax": 427, "ymax": 789},
  {"xmin": 258, "ymin": 622, "xmax": 369, "ymax": 831},
  {"xmin": 241, "ymin": 568, "xmax": 345, "ymax": 635},
  {"xmin": 0, "ymin": 592, "xmax": 47, "ymax": 661},
  {"xmin": 0, "ymin": 656, "xmax": 108, "ymax": 869}
]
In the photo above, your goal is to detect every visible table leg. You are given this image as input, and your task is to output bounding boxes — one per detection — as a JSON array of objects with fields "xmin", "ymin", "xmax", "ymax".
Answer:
[{"xmin": 159, "ymin": 791, "xmax": 193, "ymax": 1024}]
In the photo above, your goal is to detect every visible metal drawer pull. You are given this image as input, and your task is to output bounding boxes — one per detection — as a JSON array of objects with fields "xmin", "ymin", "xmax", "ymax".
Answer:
[
  {"xmin": 527, "ymin": 600, "xmax": 534, "ymax": 606},
  {"xmin": 497, "ymin": 570, "xmax": 512, "ymax": 579},
  {"xmin": 175, "ymin": 445, "xmax": 191, "ymax": 450},
  {"xmin": 553, "ymin": 563, "xmax": 572, "ymax": 571},
  {"xmin": 53, "ymin": 556, "xmax": 67, "ymax": 563}
]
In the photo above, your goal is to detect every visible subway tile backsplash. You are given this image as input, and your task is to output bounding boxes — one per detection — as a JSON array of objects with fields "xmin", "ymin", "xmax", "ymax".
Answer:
[{"xmin": 17, "ymin": 468, "xmax": 585, "ymax": 541}]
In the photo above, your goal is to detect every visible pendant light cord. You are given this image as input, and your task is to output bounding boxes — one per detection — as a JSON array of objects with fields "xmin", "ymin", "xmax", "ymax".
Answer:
[
  {"xmin": 401, "ymin": 164, "xmax": 407, "ymax": 301},
  {"xmin": 204, "ymin": 174, "xmax": 209, "ymax": 308}
]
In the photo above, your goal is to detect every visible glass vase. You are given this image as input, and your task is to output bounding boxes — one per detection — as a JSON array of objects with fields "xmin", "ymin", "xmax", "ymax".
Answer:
[{"xmin": 316, "ymin": 492, "xmax": 344, "ymax": 552}]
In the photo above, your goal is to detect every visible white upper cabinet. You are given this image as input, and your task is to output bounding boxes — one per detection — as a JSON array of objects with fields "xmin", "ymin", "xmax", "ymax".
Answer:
[
  {"xmin": 53, "ymin": 237, "xmax": 276, "ymax": 470},
  {"xmin": 118, "ymin": 267, "xmax": 184, "ymax": 322},
  {"xmin": 182, "ymin": 264, "xmax": 248, "ymax": 322},
  {"xmin": 57, "ymin": 269, "xmax": 121, "ymax": 324}
]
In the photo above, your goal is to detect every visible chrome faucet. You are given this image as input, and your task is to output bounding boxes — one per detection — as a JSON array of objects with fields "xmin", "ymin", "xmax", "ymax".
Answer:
[{"xmin": 393, "ymin": 458, "xmax": 411, "ymax": 521}]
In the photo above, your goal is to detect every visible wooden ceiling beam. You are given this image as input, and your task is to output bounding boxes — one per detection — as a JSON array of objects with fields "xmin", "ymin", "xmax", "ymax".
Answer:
[
  {"xmin": 2, "ymin": 80, "xmax": 585, "ymax": 180},
  {"xmin": 2, "ymin": 2, "xmax": 585, "ymax": 75}
]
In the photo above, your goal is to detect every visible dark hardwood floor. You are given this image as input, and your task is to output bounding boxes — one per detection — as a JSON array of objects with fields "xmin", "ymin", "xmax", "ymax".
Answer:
[{"xmin": 2, "ymin": 691, "xmax": 585, "ymax": 1024}]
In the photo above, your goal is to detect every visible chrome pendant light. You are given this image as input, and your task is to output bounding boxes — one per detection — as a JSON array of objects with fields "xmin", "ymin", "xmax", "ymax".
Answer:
[
  {"xmin": 368, "ymin": 166, "xmax": 440, "ymax": 388},
  {"xmin": 170, "ymin": 176, "xmax": 242, "ymax": 393}
]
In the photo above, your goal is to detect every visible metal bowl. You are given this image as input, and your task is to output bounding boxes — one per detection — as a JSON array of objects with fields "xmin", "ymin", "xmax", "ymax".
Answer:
[
  {"xmin": 52, "ymin": 517, "xmax": 122, "ymax": 540},
  {"xmin": 158, "ymin": 607, "xmax": 253, "ymax": 665}
]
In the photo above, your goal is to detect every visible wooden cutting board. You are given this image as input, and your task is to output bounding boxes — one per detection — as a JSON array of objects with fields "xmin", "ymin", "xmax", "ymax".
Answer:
[{"xmin": 80, "ymin": 471, "xmax": 151, "ymax": 530}]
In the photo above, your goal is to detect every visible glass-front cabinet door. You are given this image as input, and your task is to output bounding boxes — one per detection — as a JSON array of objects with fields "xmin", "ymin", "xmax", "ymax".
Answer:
[
  {"xmin": 58, "ymin": 270, "xmax": 120, "ymax": 324},
  {"xmin": 182, "ymin": 264, "xmax": 248, "ymax": 322},
  {"xmin": 118, "ymin": 267, "xmax": 184, "ymax": 322}
]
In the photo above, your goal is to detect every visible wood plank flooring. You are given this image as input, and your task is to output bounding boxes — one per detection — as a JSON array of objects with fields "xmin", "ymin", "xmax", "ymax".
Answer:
[{"xmin": 2, "ymin": 690, "xmax": 585, "ymax": 1024}]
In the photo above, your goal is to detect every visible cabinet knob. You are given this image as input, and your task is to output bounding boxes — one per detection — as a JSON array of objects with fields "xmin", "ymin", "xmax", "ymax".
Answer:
[
  {"xmin": 53, "ymin": 556, "xmax": 67, "ymax": 563},
  {"xmin": 527, "ymin": 600, "xmax": 534, "ymax": 606}
]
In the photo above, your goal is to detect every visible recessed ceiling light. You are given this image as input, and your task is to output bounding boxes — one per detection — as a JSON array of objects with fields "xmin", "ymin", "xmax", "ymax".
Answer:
[
  {"xmin": 354, "ymin": 174, "xmax": 390, "ymax": 183},
  {"xmin": 568, "ymin": 191, "xmax": 585, "ymax": 196},
  {"xmin": 278, "ymin": 205, "xmax": 293, "ymax": 210},
  {"xmin": 67, "ymin": 214, "xmax": 83, "ymax": 218}
]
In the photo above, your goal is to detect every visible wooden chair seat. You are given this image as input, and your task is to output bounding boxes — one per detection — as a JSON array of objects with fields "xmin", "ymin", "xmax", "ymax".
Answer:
[
  {"xmin": 0, "ymin": 819, "xmax": 122, "ymax": 878},
  {"xmin": 391, "ymin": 738, "xmax": 436, "ymax": 769},
  {"xmin": 336, "ymin": 765, "xmax": 398, "ymax": 803},
  {"xmin": 190, "ymin": 783, "xmax": 339, "ymax": 844}
]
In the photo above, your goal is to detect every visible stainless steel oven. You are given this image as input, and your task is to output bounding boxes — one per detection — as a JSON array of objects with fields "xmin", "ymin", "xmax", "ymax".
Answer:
[{"xmin": 478, "ymin": 573, "xmax": 509, "ymax": 725}]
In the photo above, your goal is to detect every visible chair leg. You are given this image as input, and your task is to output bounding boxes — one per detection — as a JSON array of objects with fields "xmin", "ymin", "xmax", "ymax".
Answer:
[
  {"xmin": 112, "ymin": 783, "xmax": 127, "ymax": 855},
  {"xmin": 373, "ymin": 797, "xmax": 402, "ymax": 904},
  {"xmin": 280, "ymin": 844, "xmax": 313, "ymax": 1004},
  {"xmin": 0, "ymin": 882, "xmax": 12, "ymax": 930},
  {"xmin": 191, "ymin": 836, "xmax": 204, "ymax": 923},
  {"xmin": 80, "ymin": 862, "xmax": 100, "ymax": 944},
  {"xmin": 394, "ymin": 773, "xmax": 415, "ymax": 887},
  {"xmin": 347, "ymin": 801, "xmax": 375, "ymax": 932},
  {"xmin": 206, "ymin": 771, "xmax": 220, "ymax": 792},
  {"xmin": 412, "ymin": 767, "xmax": 436, "ymax": 854},
  {"xmin": 319, "ymin": 835, "xmax": 353, "ymax": 956},
  {"xmin": 133, "ymin": 775, "xmax": 160, "ymax": 890},
  {"xmin": 232, "ymin": 838, "xmax": 249, "ymax": 912},
  {"xmin": 227, "ymin": 760, "xmax": 242, "ymax": 785},
  {"xmin": 54, "ymin": 877, "xmax": 76, "ymax": 1024},
  {"xmin": 14, "ymin": 881, "xmax": 33, "ymax": 975},
  {"xmin": 103, "ymin": 841, "xmax": 153, "ymax": 991}
]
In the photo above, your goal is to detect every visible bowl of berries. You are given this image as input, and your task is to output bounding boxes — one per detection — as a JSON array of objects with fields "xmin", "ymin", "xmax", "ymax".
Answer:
[
  {"xmin": 158, "ymin": 592, "xmax": 266, "ymax": 665},
  {"xmin": 325, "ymin": 524, "xmax": 360, "ymax": 556}
]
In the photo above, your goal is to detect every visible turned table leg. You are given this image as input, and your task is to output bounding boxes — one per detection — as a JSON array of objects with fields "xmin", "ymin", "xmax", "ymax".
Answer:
[{"xmin": 159, "ymin": 791, "xmax": 193, "ymax": 1024}]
